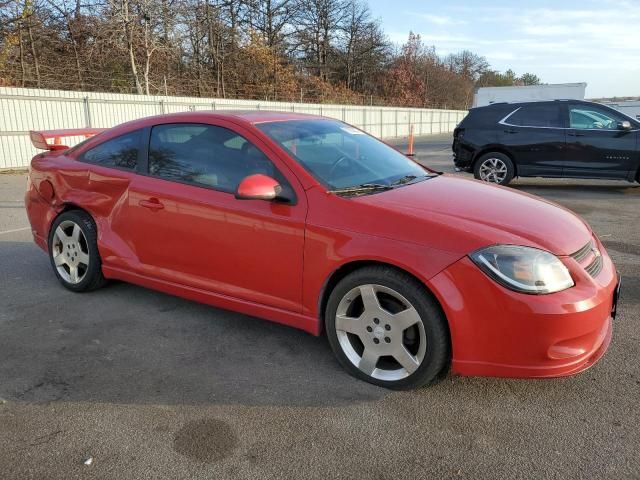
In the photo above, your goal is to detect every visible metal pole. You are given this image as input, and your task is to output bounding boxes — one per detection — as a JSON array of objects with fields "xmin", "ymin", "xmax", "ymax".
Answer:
[
  {"xmin": 83, "ymin": 97, "xmax": 92, "ymax": 127},
  {"xmin": 395, "ymin": 110, "xmax": 398, "ymax": 137}
]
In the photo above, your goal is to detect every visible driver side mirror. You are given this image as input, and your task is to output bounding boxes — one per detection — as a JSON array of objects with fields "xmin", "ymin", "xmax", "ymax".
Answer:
[
  {"xmin": 235, "ymin": 174, "xmax": 283, "ymax": 201},
  {"xmin": 618, "ymin": 120, "xmax": 632, "ymax": 131}
]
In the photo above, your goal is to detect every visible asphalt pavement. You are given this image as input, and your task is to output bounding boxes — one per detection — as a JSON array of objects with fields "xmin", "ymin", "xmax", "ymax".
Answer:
[{"xmin": 0, "ymin": 134, "xmax": 638, "ymax": 479}]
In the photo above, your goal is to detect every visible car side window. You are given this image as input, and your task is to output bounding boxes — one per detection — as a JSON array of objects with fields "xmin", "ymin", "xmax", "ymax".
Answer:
[
  {"xmin": 148, "ymin": 123, "xmax": 278, "ymax": 192},
  {"xmin": 569, "ymin": 106, "xmax": 626, "ymax": 130},
  {"xmin": 506, "ymin": 104, "xmax": 564, "ymax": 128},
  {"xmin": 80, "ymin": 131, "xmax": 141, "ymax": 170}
]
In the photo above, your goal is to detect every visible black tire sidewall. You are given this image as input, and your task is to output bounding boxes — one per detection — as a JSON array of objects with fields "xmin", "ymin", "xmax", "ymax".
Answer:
[
  {"xmin": 474, "ymin": 152, "xmax": 515, "ymax": 186},
  {"xmin": 325, "ymin": 267, "xmax": 450, "ymax": 390},
  {"xmin": 48, "ymin": 210, "xmax": 104, "ymax": 292}
]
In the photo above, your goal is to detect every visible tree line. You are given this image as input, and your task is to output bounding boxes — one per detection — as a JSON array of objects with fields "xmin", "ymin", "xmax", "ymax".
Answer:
[{"xmin": 0, "ymin": 0, "xmax": 541, "ymax": 109}]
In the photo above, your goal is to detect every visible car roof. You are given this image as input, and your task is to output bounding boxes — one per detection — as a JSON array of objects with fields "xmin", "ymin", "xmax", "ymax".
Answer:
[
  {"xmin": 114, "ymin": 110, "xmax": 327, "ymax": 132},
  {"xmin": 478, "ymin": 99, "xmax": 596, "ymax": 109}
]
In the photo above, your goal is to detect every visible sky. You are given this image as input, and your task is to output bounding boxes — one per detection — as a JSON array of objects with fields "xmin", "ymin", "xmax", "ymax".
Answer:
[{"xmin": 367, "ymin": 0, "xmax": 640, "ymax": 98}]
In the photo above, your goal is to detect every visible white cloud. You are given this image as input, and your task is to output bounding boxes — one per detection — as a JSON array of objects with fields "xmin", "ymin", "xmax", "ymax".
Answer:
[
  {"xmin": 416, "ymin": 13, "xmax": 466, "ymax": 25},
  {"xmin": 387, "ymin": 2, "xmax": 640, "ymax": 96}
]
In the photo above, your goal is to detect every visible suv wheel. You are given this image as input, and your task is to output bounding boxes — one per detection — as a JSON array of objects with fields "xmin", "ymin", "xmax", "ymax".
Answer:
[{"xmin": 474, "ymin": 152, "xmax": 515, "ymax": 186}]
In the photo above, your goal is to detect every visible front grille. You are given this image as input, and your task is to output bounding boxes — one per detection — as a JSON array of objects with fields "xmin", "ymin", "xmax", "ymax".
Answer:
[
  {"xmin": 585, "ymin": 254, "xmax": 603, "ymax": 277},
  {"xmin": 571, "ymin": 240, "xmax": 593, "ymax": 263},
  {"xmin": 570, "ymin": 239, "xmax": 603, "ymax": 278}
]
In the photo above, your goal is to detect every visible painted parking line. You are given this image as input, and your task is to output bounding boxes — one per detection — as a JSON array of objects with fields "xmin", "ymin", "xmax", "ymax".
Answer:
[{"xmin": 0, "ymin": 227, "xmax": 30, "ymax": 235}]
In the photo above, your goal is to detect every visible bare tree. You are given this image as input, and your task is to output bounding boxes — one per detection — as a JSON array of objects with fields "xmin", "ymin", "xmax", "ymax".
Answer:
[
  {"xmin": 295, "ymin": 0, "xmax": 348, "ymax": 81},
  {"xmin": 336, "ymin": 0, "xmax": 387, "ymax": 92}
]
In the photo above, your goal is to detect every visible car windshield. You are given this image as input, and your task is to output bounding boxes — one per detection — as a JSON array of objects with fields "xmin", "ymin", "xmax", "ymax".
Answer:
[{"xmin": 256, "ymin": 119, "xmax": 429, "ymax": 191}]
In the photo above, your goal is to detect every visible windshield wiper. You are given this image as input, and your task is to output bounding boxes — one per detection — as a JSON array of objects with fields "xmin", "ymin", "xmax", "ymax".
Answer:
[
  {"xmin": 328, "ymin": 183, "xmax": 394, "ymax": 195},
  {"xmin": 390, "ymin": 174, "xmax": 430, "ymax": 186},
  {"xmin": 391, "ymin": 175, "xmax": 417, "ymax": 185}
]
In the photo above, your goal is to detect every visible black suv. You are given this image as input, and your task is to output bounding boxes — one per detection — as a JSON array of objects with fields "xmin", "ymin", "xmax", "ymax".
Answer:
[{"xmin": 452, "ymin": 100, "xmax": 640, "ymax": 185}]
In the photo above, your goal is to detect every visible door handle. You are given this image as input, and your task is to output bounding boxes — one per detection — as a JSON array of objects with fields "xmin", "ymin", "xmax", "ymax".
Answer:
[
  {"xmin": 503, "ymin": 129, "xmax": 518, "ymax": 134},
  {"xmin": 568, "ymin": 132, "xmax": 585, "ymax": 137},
  {"xmin": 139, "ymin": 198, "xmax": 164, "ymax": 211}
]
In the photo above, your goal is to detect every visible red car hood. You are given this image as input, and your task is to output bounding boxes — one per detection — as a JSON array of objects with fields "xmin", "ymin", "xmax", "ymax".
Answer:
[{"xmin": 352, "ymin": 175, "xmax": 591, "ymax": 256}]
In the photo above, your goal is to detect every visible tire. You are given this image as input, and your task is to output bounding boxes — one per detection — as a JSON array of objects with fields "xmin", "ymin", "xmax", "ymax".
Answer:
[
  {"xmin": 48, "ymin": 210, "xmax": 106, "ymax": 292},
  {"xmin": 473, "ymin": 152, "xmax": 515, "ymax": 186},
  {"xmin": 325, "ymin": 266, "xmax": 450, "ymax": 390}
]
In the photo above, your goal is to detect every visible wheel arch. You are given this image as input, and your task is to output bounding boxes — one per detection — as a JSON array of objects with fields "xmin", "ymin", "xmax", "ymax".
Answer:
[
  {"xmin": 317, "ymin": 260, "xmax": 450, "ymax": 338},
  {"xmin": 49, "ymin": 203, "xmax": 95, "ymax": 236}
]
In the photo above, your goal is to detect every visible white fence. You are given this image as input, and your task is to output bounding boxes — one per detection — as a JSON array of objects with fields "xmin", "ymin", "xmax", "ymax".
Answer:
[{"xmin": 0, "ymin": 87, "xmax": 466, "ymax": 170}]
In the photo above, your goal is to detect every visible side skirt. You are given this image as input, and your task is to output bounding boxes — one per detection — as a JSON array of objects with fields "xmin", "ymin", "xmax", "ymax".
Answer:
[{"xmin": 102, "ymin": 266, "xmax": 320, "ymax": 336}]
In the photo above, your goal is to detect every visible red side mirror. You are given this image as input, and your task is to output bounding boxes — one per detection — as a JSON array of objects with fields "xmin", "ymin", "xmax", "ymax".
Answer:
[{"xmin": 235, "ymin": 174, "xmax": 282, "ymax": 201}]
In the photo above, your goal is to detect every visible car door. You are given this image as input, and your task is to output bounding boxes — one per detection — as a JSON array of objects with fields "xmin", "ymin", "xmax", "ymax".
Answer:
[
  {"xmin": 120, "ymin": 120, "xmax": 307, "ymax": 313},
  {"xmin": 498, "ymin": 102, "xmax": 567, "ymax": 177},
  {"xmin": 564, "ymin": 103, "xmax": 638, "ymax": 179},
  {"xmin": 75, "ymin": 129, "xmax": 148, "ymax": 263}
]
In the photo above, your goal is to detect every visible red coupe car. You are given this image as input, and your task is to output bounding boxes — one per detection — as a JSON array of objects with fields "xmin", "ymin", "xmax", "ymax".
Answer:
[{"xmin": 25, "ymin": 111, "xmax": 620, "ymax": 389}]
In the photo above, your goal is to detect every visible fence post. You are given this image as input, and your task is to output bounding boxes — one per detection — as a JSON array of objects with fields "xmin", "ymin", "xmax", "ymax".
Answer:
[
  {"xmin": 83, "ymin": 96, "xmax": 92, "ymax": 127},
  {"xmin": 212, "ymin": 101, "xmax": 217, "ymax": 111},
  {"xmin": 395, "ymin": 110, "xmax": 398, "ymax": 137},
  {"xmin": 159, "ymin": 99, "xmax": 165, "ymax": 114},
  {"xmin": 380, "ymin": 108, "xmax": 383, "ymax": 138}
]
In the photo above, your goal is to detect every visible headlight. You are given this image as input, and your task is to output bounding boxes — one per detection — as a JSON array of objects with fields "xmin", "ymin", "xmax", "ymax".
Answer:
[{"xmin": 469, "ymin": 245, "xmax": 574, "ymax": 294}]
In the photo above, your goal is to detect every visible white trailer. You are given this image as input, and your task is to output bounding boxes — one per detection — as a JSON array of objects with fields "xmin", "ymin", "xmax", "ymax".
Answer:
[{"xmin": 473, "ymin": 83, "xmax": 587, "ymax": 107}]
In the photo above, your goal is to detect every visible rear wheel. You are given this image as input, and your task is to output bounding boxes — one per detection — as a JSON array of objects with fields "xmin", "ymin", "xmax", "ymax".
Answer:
[
  {"xmin": 48, "ymin": 210, "xmax": 106, "ymax": 292},
  {"xmin": 474, "ymin": 152, "xmax": 515, "ymax": 186},
  {"xmin": 325, "ymin": 266, "xmax": 450, "ymax": 389}
]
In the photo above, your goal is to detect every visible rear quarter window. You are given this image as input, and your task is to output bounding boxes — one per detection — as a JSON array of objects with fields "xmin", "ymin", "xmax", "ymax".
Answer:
[
  {"xmin": 505, "ymin": 104, "xmax": 564, "ymax": 128},
  {"xmin": 461, "ymin": 106, "xmax": 513, "ymax": 127},
  {"xmin": 80, "ymin": 131, "xmax": 141, "ymax": 170}
]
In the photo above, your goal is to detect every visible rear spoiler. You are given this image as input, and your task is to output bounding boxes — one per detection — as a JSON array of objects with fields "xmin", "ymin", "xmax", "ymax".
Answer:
[{"xmin": 29, "ymin": 128, "xmax": 106, "ymax": 151}]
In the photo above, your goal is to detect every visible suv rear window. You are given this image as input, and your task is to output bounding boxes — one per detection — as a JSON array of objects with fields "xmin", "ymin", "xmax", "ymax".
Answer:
[{"xmin": 505, "ymin": 104, "xmax": 564, "ymax": 128}]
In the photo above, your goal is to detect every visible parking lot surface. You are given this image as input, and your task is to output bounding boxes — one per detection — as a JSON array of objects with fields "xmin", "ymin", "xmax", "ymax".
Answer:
[{"xmin": 1, "ymin": 134, "xmax": 639, "ymax": 479}]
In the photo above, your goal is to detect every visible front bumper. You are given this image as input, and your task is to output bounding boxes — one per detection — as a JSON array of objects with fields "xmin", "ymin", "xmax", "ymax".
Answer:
[{"xmin": 428, "ymin": 244, "xmax": 618, "ymax": 378}]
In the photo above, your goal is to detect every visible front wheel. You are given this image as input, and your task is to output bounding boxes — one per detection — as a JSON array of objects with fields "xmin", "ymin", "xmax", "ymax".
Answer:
[
  {"xmin": 325, "ymin": 266, "xmax": 450, "ymax": 389},
  {"xmin": 474, "ymin": 152, "xmax": 515, "ymax": 186}
]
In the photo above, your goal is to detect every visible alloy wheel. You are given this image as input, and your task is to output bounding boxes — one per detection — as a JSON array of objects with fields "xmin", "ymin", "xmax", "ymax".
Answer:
[
  {"xmin": 51, "ymin": 220, "xmax": 90, "ymax": 284},
  {"xmin": 479, "ymin": 157, "xmax": 508, "ymax": 184},
  {"xmin": 334, "ymin": 284, "xmax": 427, "ymax": 381}
]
